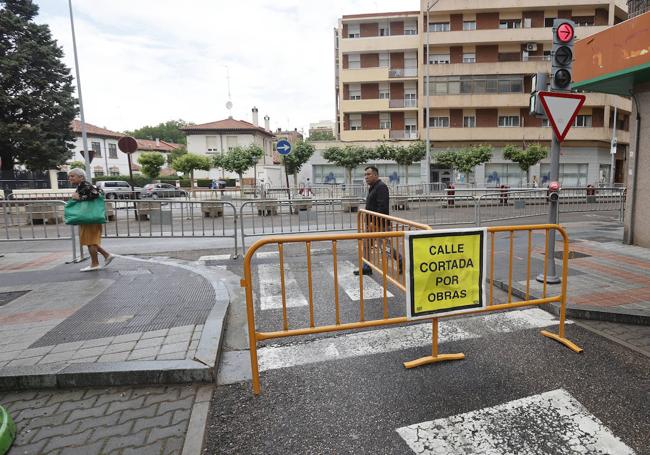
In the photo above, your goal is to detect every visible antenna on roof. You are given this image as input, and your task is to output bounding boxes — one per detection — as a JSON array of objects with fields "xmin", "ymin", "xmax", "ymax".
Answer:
[{"xmin": 224, "ymin": 65, "xmax": 233, "ymax": 118}]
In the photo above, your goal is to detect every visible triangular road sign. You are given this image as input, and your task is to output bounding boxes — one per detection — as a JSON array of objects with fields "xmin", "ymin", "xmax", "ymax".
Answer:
[{"xmin": 538, "ymin": 91, "xmax": 586, "ymax": 142}]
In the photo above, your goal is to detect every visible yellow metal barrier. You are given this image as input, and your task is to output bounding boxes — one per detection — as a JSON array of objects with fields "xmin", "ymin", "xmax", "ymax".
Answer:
[{"xmin": 241, "ymin": 213, "xmax": 582, "ymax": 395}]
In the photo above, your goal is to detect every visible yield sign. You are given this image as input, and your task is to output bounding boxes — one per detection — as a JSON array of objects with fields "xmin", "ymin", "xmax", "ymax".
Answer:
[{"xmin": 538, "ymin": 91, "xmax": 586, "ymax": 142}]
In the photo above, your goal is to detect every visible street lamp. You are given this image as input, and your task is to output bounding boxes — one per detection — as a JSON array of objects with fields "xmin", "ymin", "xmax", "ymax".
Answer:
[
  {"xmin": 67, "ymin": 0, "xmax": 91, "ymax": 180},
  {"xmin": 424, "ymin": 1, "xmax": 439, "ymax": 190}
]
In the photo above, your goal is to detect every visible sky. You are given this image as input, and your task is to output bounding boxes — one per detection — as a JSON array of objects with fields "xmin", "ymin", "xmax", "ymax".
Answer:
[{"xmin": 35, "ymin": 0, "xmax": 418, "ymax": 136}]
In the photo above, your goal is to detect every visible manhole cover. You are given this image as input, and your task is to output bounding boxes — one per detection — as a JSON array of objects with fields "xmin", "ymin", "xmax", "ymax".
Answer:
[
  {"xmin": 554, "ymin": 251, "xmax": 591, "ymax": 260},
  {"xmin": 0, "ymin": 291, "xmax": 30, "ymax": 307}
]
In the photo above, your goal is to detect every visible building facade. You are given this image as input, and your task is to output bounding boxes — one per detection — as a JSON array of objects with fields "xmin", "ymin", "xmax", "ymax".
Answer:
[{"xmin": 332, "ymin": 1, "xmax": 632, "ymax": 187}]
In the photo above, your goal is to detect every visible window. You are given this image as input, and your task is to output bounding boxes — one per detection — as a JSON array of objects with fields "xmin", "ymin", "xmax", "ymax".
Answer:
[
  {"xmin": 109, "ymin": 166, "xmax": 120, "ymax": 176},
  {"xmin": 404, "ymin": 21, "xmax": 417, "ymax": 35},
  {"xmin": 523, "ymin": 17, "xmax": 532, "ymax": 28},
  {"xmin": 427, "ymin": 75, "xmax": 524, "ymax": 95},
  {"xmin": 463, "ymin": 21, "xmax": 476, "ymax": 30},
  {"xmin": 348, "ymin": 53, "xmax": 360, "ymax": 69},
  {"xmin": 542, "ymin": 118, "xmax": 550, "ymax": 127},
  {"xmin": 404, "ymin": 90, "xmax": 417, "ymax": 107},
  {"xmin": 108, "ymin": 143, "xmax": 117, "ymax": 159},
  {"xmin": 462, "ymin": 53, "xmax": 476, "ymax": 63},
  {"xmin": 572, "ymin": 16, "xmax": 594, "ymax": 26},
  {"xmin": 574, "ymin": 115, "xmax": 592, "ymax": 127},
  {"xmin": 347, "ymin": 23, "xmax": 360, "ymax": 38},
  {"xmin": 91, "ymin": 141, "xmax": 102, "ymax": 158},
  {"xmin": 544, "ymin": 17, "xmax": 556, "ymax": 27},
  {"xmin": 349, "ymin": 84, "xmax": 361, "ymax": 100},
  {"xmin": 206, "ymin": 135, "xmax": 218, "ymax": 152},
  {"xmin": 379, "ymin": 83, "xmax": 390, "ymax": 99},
  {"xmin": 540, "ymin": 163, "xmax": 588, "ymax": 186},
  {"xmin": 349, "ymin": 114, "xmax": 362, "ymax": 130},
  {"xmin": 463, "ymin": 116, "xmax": 476, "ymax": 128},
  {"xmin": 226, "ymin": 135, "xmax": 237, "ymax": 151},
  {"xmin": 499, "ymin": 19, "xmax": 522, "ymax": 29},
  {"xmin": 380, "ymin": 113, "xmax": 391, "ymax": 129},
  {"xmin": 498, "ymin": 115, "xmax": 520, "ymax": 127},
  {"xmin": 379, "ymin": 52, "xmax": 390, "ymax": 68},
  {"xmin": 405, "ymin": 116, "xmax": 417, "ymax": 138},
  {"xmin": 429, "ymin": 116, "xmax": 449, "ymax": 128},
  {"xmin": 93, "ymin": 167, "xmax": 104, "ymax": 177},
  {"xmin": 485, "ymin": 164, "xmax": 526, "ymax": 186},
  {"xmin": 428, "ymin": 22, "xmax": 450, "ymax": 32},
  {"xmin": 428, "ymin": 54, "xmax": 450, "ymax": 64},
  {"xmin": 379, "ymin": 23, "xmax": 390, "ymax": 36}
]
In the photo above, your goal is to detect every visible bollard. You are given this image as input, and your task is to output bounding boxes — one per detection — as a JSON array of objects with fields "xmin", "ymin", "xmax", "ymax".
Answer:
[{"xmin": 447, "ymin": 184, "xmax": 455, "ymax": 207}]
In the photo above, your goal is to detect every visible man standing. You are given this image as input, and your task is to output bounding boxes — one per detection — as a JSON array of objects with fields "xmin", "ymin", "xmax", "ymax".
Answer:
[{"xmin": 354, "ymin": 166, "xmax": 389, "ymax": 276}]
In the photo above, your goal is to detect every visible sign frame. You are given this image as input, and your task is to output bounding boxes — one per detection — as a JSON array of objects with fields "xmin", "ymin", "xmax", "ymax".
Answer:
[
  {"xmin": 404, "ymin": 227, "xmax": 487, "ymax": 320},
  {"xmin": 538, "ymin": 91, "xmax": 586, "ymax": 142}
]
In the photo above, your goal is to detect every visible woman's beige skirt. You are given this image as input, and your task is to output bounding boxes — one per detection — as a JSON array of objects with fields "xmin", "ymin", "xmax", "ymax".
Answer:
[{"xmin": 79, "ymin": 224, "xmax": 102, "ymax": 246}]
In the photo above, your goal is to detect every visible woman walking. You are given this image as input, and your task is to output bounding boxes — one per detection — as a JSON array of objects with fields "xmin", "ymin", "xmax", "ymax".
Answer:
[{"xmin": 67, "ymin": 169, "xmax": 115, "ymax": 272}]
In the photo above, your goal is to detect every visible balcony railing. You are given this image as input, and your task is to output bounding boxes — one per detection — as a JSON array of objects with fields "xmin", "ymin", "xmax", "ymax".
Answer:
[
  {"xmin": 389, "ymin": 68, "xmax": 417, "ymax": 78},
  {"xmin": 389, "ymin": 99, "xmax": 418, "ymax": 108},
  {"xmin": 389, "ymin": 130, "xmax": 418, "ymax": 139}
]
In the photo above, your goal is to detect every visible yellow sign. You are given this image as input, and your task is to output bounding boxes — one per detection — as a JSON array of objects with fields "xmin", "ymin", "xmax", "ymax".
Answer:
[{"xmin": 405, "ymin": 228, "xmax": 486, "ymax": 319}]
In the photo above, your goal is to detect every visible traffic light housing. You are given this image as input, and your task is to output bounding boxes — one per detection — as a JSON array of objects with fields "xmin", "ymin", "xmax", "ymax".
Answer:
[
  {"xmin": 529, "ymin": 72, "xmax": 549, "ymax": 117},
  {"xmin": 551, "ymin": 19, "xmax": 575, "ymax": 91}
]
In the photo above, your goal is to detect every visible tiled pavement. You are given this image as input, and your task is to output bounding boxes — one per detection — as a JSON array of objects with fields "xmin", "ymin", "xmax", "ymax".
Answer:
[{"xmin": 0, "ymin": 384, "xmax": 213, "ymax": 454}]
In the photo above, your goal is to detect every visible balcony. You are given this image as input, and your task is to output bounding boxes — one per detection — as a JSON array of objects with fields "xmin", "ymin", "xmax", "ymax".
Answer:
[
  {"xmin": 422, "ymin": 60, "xmax": 549, "ymax": 76},
  {"xmin": 341, "ymin": 67, "xmax": 390, "ymax": 83},
  {"xmin": 389, "ymin": 99, "xmax": 418, "ymax": 109},
  {"xmin": 424, "ymin": 93, "xmax": 530, "ymax": 108},
  {"xmin": 340, "ymin": 129, "xmax": 391, "ymax": 141},
  {"xmin": 423, "ymin": 25, "xmax": 607, "ymax": 46},
  {"xmin": 340, "ymin": 34, "xmax": 419, "ymax": 53},
  {"xmin": 389, "ymin": 130, "xmax": 419, "ymax": 140},
  {"xmin": 341, "ymin": 98, "xmax": 390, "ymax": 113},
  {"xmin": 389, "ymin": 67, "xmax": 418, "ymax": 79}
]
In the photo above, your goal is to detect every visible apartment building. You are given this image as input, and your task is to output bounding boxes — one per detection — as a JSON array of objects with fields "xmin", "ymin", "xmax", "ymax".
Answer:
[{"xmin": 334, "ymin": 1, "xmax": 632, "ymax": 187}]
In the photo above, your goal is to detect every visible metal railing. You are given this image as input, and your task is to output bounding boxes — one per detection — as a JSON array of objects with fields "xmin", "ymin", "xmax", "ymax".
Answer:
[{"xmin": 241, "ymin": 218, "xmax": 582, "ymax": 394}]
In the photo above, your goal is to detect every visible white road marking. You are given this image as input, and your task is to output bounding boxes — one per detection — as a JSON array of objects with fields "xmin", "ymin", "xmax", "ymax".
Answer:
[
  {"xmin": 327, "ymin": 260, "xmax": 394, "ymax": 301},
  {"xmin": 396, "ymin": 389, "xmax": 635, "ymax": 455},
  {"xmin": 256, "ymin": 308, "xmax": 569, "ymax": 372},
  {"xmin": 198, "ymin": 254, "xmax": 232, "ymax": 262},
  {"xmin": 258, "ymin": 263, "xmax": 308, "ymax": 310}
]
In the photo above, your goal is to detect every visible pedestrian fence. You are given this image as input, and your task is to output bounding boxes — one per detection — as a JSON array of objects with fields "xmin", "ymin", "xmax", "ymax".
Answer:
[{"xmin": 241, "ymin": 211, "xmax": 582, "ymax": 394}]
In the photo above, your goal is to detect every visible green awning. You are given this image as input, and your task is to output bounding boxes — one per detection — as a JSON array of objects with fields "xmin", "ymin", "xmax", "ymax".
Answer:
[{"xmin": 573, "ymin": 61, "xmax": 650, "ymax": 96}]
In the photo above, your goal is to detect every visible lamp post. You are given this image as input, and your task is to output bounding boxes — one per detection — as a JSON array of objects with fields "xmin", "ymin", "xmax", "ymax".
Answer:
[{"xmin": 67, "ymin": 0, "xmax": 91, "ymax": 179}]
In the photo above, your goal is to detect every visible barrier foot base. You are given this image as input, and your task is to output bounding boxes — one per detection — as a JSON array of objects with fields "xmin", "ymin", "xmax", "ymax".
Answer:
[
  {"xmin": 403, "ymin": 353, "xmax": 465, "ymax": 369},
  {"xmin": 541, "ymin": 330, "xmax": 583, "ymax": 353}
]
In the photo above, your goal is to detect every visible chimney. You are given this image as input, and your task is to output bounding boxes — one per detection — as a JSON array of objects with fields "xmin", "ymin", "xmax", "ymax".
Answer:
[
  {"xmin": 155, "ymin": 138, "xmax": 160, "ymax": 146},
  {"xmin": 264, "ymin": 115, "xmax": 270, "ymax": 131},
  {"xmin": 252, "ymin": 107, "xmax": 259, "ymax": 126}
]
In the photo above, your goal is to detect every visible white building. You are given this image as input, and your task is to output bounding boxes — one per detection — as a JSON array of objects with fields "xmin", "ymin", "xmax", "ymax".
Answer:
[
  {"xmin": 70, "ymin": 120, "xmax": 128, "ymax": 177},
  {"xmin": 182, "ymin": 110, "xmax": 284, "ymax": 186}
]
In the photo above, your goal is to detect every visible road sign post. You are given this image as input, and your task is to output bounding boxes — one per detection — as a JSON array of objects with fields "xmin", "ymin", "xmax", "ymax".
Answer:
[
  {"xmin": 276, "ymin": 139, "xmax": 292, "ymax": 200},
  {"xmin": 117, "ymin": 136, "xmax": 139, "ymax": 195}
]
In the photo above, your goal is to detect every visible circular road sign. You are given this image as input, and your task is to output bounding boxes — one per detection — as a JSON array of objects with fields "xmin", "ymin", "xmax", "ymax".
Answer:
[
  {"xmin": 117, "ymin": 136, "xmax": 138, "ymax": 154},
  {"xmin": 276, "ymin": 139, "xmax": 292, "ymax": 156},
  {"xmin": 557, "ymin": 23, "xmax": 574, "ymax": 42},
  {"xmin": 553, "ymin": 69, "xmax": 572, "ymax": 88},
  {"xmin": 554, "ymin": 46, "xmax": 573, "ymax": 66}
]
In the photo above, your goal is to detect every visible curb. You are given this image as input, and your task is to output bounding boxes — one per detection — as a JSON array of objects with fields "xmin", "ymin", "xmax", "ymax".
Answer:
[
  {"xmin": 493, "ymin": 279, "xmax": 650, "ymax": 326},
  {"xmin": 0, "ymin": 256, "xmax": 230, "ymax": 390}
]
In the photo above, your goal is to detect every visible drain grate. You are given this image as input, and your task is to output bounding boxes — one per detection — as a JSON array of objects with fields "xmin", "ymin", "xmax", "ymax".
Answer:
[
  {"xmin": 554, "ymin": 251, "xmax": 591, "ymax": 260},
  {"xmin": 0, "ymin": 291, "xmax": 30, "ymax": 307}
]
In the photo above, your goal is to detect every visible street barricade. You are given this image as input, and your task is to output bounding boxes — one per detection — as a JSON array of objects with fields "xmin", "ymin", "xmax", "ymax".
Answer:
[{"xmin": 241, "ymin": 211, "xmax": 582, "ymax": 394}]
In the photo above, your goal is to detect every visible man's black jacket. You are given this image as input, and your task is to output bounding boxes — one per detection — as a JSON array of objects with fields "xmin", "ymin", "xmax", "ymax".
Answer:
[{"xmin": 365, "ymin": 179, "xmax": 389, "ymax": 215}]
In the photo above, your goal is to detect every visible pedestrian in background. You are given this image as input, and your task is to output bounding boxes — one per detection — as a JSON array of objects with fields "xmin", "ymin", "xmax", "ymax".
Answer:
[
  {"xmin": 67, "ymin": 169, "xmax": 115, "ymax": 272},
  {"xmin": 354, "ymin": 165, "xmax": 390, "ymax": 276}
]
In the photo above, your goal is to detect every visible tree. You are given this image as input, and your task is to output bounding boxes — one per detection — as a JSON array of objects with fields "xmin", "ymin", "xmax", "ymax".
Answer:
[
  {"xmin": 0, "ymin": 0, "xmax": 77, "ymax": 171},
  {"xmin": 214, "ymin": 144, "xmax": 263, "ymax": 195},
  {"xmin": 308, "ymin": 130, "xmax": 335, "ymax": 141},
  {"xmin": 137, "ymin": 152, "xmax": 166, "ymax": 180},
  {"xmin": 377, "ymin": 141, "xmax": 426, "ymax": 186},
  {"xmin": 436, "ymin": 145, "xmax": 493, "ymax": 181},
  {"xmin": 283, "ymin": 140, "xmax": 315, "ymax": 187},
  {"xmin": 68, "ymin": 160, "xmax": 85, "ymax": 170},
  {"xmin": 171, "ymin": 153, "xmax": 212, "ymax": 187},
  {"xmin": 503, "ymin": 143, "xmax": 548, "ymax": 185},
  {"xmin": 167, "ymin": 145, "xmax": 187, "ymax": 167},
  {"xmin": 125, "ymin": 120, "xmax": 189, "ymax": 145},
  {"xmin": 322, "ymin": 145, "xmax": 371, "ymax": 187}
]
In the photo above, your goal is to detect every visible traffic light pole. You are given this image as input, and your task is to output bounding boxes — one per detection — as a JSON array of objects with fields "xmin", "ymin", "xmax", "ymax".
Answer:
[{"xmin": 538, "ymin": 132, "xmax": 562, "ymax": 284}]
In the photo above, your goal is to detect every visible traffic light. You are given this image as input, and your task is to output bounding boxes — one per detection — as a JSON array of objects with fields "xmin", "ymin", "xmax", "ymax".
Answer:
[
  {"xmin": 550, "ymin": 19, "xmax": 575, "ymax": 91},
  {"xmin": 529, "ymin": 72, "xmax": 549, "ymax": 117}
]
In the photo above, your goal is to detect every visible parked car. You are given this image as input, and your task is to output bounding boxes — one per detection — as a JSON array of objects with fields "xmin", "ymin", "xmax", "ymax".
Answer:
[
  {"xmin": 96, "ymin": 181, "xmax": 142, "ymax": 199},
  {"xmin": 141, "ymin": 183, "xmax": 188, "ymax": 198}
]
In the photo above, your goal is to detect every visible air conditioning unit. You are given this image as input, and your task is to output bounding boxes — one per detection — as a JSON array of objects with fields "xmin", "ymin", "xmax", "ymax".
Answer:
[{"xmin": 526, "ymin": 43, "xmax": 538, "ymax": 52}]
